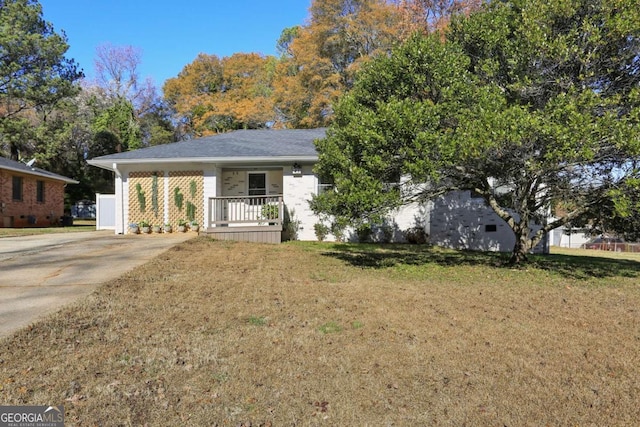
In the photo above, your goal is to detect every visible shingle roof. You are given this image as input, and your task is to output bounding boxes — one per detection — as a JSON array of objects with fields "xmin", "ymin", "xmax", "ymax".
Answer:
[
  {"xmin": 0, "ymin": 157, "xmax": 78, "ymax": 183},
  {"xmin": 89, "ymin": 128, "xmax": 327, "ymax": 165}
]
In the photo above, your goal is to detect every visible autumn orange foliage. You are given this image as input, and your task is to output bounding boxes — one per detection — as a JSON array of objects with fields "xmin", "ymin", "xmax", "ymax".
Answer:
[
  {"xmin": 163, "ymin": 0, "xmax": 484, "ymax": 135},
  {"xmin": 163, "ymin": 53, "xmax": 276, "ymax": 136}
]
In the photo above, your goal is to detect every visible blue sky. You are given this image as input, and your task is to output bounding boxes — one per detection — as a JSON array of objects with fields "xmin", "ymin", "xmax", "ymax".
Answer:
[{"xmin": 39, "ymin": 0, "xmax": 311, "ymax": 88}]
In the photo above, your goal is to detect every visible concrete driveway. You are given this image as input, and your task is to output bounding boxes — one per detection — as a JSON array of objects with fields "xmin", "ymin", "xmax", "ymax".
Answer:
[{"xmin": 0, "ymin": 230, "xmax": 195, "ymax": 338}]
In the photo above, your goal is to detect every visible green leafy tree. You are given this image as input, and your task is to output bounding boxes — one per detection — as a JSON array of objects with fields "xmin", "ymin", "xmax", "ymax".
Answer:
[
  {"xmin": 139, "ymin": 111, "xmax": 175, "ymax": 146},
  {"xmin": 276, "ymin": 26, "xmax": 300, "ymax": 58},
  {"xmin": 0, "ymin": 0, "xmax": 83, "ymax": 160},
  {"xmin": 21, "ymin": 84, "xmax": 117, "ymax": 202},
  {"xmin": 92, "ymin": 97, "xmax": 142, "ymax": 151},
  {"xmin": 312, "ymin": 0, "xmax": 640, "ymax": 264},
  {"xmin": 570, "ymin": 180, "xmax": 640, "ymax": 242}
]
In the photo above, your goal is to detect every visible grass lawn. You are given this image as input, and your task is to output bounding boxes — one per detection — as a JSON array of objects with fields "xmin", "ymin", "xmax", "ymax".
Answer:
[
  {"xmin": 0, "ymin": 220, "xmax": 96, "ymax": 238},
  {"xmin": 1, "ymin": 238, "xmax": 639, "ymax": 425}
]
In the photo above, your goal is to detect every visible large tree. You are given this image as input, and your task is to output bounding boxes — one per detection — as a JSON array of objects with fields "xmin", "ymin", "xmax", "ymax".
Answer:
[
  {"xmin": 93, "ymin": 43, "xmax": 171, "ymax": 147},
  {"xmin": 271, "ymin": 0, "xmax": 483, "ymax": 128},
  {"xmin": 272, "ymin": 0, "xmax": 402, "ymax": 128},
  {"xmin": 160, "ymin": 1, "xmax": 481, "ymax": 132},
  {"xmin": 94, "ymin": 43, "xmax": 162, "ymax": 116},
  {"xmin": 164, "ymin": 53, "xmax": 277, "ymax": 136},
  {"xmin": 92, "ymin": 97, "xmax": 141, "ymax": 152},
  {"xmin": 392, "ymin": 0, "xmax": 484, "ymax": 36},
  {"xmin": 312, "ymin": 0, "xmax": 640, "ymax": 264},
  {"xmin": 0, "ymin": 0, "xmax": 83, "ymax": 160},
  {"xmin": 32, "ymin": 84, "xmax": 115, "ymax": 201}
]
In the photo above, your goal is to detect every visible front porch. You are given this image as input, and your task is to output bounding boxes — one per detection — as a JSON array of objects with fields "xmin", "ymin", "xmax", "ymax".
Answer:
[{"xmin": 205, "ymin": 195, "xmax": 284, "ymax": 243}]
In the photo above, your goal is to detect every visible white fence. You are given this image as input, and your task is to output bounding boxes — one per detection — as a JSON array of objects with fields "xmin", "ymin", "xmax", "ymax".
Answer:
[{"xmin": 96, "ymin": 193, "xmax": 116, "ymax": 230}]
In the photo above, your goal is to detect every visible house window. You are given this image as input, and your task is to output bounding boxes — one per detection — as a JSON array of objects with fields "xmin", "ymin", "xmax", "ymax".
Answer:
[
  {"xmin": 248, "ymin": 172, "xmax": 266, "ymax": 196},
  {"xmin": 12, "ymin": 176, "xmax": 23, "ymax": 201},
  {"xmin": 37, "ymin": 180, "xmax": 45, "ymax": 203},
  {"xmin": 317, "ymin": 175, "xmax": 334, "ymax": 194},
  {"xmin": 485, "ymin": 224, "xmax": 497, "ymax": 232}
]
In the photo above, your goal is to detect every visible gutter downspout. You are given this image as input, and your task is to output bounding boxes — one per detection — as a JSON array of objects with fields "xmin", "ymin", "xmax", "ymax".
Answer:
[{"xmin": 113, "ymin": 163, "xmax": 125, "ymax": 234}]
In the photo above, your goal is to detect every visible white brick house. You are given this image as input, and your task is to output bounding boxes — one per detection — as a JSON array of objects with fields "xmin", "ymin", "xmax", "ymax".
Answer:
[
  {"xmin": 88, "ymin": 129, "xmax": 325, "ymax": 242},
  {"xmin": 88, "ymin": 128, "xmax": 548, "ymax": 253}
]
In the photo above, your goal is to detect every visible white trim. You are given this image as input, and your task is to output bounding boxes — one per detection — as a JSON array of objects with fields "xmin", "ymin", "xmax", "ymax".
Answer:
[{"xmin": 112, "ymin": 163, "xmax": 125, "ymax": 234}]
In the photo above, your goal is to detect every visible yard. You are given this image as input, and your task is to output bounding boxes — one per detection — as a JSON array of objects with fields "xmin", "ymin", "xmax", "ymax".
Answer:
[
  {"xmin": 0, "ymin": 220, "xmax": 96, "ymax": 237},
  {"xmin": 1, "ymin": 238, "xmax": 639, "ymax": 425}
]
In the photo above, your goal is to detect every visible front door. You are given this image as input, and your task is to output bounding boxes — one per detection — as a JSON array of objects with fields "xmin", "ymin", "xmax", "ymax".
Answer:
[
  {"xmin": 248, "ymin": 172, "xmax": 267, "ymax": 199},
  {"xmin": 247, "ymin": 172, "xmax": 267, "ymax": 220}
]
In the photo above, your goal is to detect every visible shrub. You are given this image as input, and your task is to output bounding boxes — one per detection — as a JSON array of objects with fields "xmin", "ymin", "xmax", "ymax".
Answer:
[
  {"xmin": 404, "ymin": 226, "xmax": 429, "ymax": 244},
  {"xmin": 261, "ymin": 204, "xmax": 279, "ymax": 220},
  {"xmin": 356, "ymin": 224, "xmax": 372, "ymax": 243},
  {"xmin": 314, "ymin": 223, "xmax": 329, "ymax": 241},
  {"xmin": 379, "ymin": 223, "xmax": 394, "ymax": 243},
  {"xmin": 283, "ymin": 208, "xmax": 301, "ymax": 241},
  {"xmin": 330, "ymin": 222, "xmax": 345, "ymax": 242}
]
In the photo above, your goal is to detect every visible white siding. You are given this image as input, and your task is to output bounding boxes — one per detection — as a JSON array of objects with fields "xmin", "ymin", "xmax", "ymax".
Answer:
[
  {"xmin": 111, "ymin": 161, "xmax": 550, "ymax": 251},
  {"xmin": 113, "ymin": 162, "xmax": 352, "ymax": 242},
  {"xmin": 387, "ymin": 200, "xmax": 432, "ymax": 241},
  {"xmin": 283, "ymin": 164, "xmax": 317, "ymax": 241},
  {"xmin": 429, "ymin": 191, "xmax": 512, "ymax": 251},
  {"xmin": 428, "ymin": 191, "xmax": 548, "ymax": 253}
]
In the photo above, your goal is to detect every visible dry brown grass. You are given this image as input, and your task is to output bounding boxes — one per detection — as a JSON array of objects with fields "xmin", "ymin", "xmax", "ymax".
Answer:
[
  {"xmin": 0, "ymin": 220, "xmax": 95, "ymax": 237},
  {"xmin": 1, "ymin": 238, "xmax": 640, "ymax": 426}
]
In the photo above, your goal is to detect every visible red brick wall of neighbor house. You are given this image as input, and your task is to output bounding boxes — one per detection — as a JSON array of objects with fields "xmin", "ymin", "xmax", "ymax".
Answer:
[{"xmin": 0, "ymin": 170, "xmax": 66, "ymax": 228}]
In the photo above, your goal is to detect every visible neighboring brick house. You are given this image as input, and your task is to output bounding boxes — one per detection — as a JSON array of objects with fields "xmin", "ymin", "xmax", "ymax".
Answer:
[{"xmin": 0, "ymin": 157, "xmax": 78, "ymax": 228}]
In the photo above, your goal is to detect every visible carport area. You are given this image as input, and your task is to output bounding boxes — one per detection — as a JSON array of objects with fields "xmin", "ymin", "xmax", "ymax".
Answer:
[{"xmin": 0, "ymin": 231, "xmax": 195, "ymax": 337}]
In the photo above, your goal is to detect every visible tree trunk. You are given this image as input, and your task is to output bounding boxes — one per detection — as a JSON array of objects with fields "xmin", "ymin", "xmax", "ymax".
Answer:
[
  {"xmin": 509, "ymin": 226, "xmax": 530, "ymax": 265},
  {"xmin": 10, "ymin": 142, "xmax": 19, "ymax": 161}
]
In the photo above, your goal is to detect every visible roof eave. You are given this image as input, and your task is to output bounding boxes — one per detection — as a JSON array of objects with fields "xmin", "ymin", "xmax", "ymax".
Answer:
[
  {"xmin": 88, "ymin": 155, "xmax": 319, "ymax": 170},
  {"xmin": 0, "ymin": 165, "xmax": 78, "ymax": 184}
]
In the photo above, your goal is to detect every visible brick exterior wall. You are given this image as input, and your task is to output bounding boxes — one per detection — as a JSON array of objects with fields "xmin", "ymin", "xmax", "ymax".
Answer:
[{"xmin": 0, "ymin": 169, "xmax": 66, "ymax": 228}]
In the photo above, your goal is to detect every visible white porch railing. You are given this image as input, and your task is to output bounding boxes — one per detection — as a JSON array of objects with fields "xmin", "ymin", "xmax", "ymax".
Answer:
[{"xmin": 208, "ymin": 195, "xmax": 283, "ymax": 228}]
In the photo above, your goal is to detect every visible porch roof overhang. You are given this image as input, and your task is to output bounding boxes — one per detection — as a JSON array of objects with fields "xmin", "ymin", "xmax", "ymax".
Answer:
[
  {"xmin": 87, "ymin": 128, "xmax": 326, "ymax": 172},
  {"xmin": 87, "ymin": 155, "xmax": 319, "ymax": 172}
]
